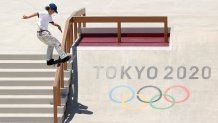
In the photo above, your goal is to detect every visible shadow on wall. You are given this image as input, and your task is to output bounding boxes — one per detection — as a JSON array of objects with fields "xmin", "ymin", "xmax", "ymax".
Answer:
[{"xmin": 63, "ymin": 46, "xmax": 93, "ymax": 123}]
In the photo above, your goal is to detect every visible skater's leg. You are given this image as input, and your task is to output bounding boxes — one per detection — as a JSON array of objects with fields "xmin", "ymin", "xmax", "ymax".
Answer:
[
  {"xmin": 46, "ymin": 46, "xmax": 55, "ymax": 65},
  {"xmin": 37, "ymin": 31, "xmax": 55, "ymax": 65},
  {"xmin": 53, "ymin": 41, "xmax": 67, "ymax": 59},
  {"xmin": 47, "ymin": 46, "xmax": 54, "ymax": 60},
  {"xmin": 42, "ymin": 32, "xmax": 67, "ymax": 59},
  {"xmin": 52, "ymin": 39, "xmax": 71, "ymax": 62},
  {"xmin": 37, "ymin": 31, "xmax": 70, "ymax": 61}
]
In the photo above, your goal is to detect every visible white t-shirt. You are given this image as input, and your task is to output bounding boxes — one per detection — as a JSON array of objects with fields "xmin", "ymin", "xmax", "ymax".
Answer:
[{"xmin": 37, "ymin": 11, "xmax": 53, "ymax": 30}]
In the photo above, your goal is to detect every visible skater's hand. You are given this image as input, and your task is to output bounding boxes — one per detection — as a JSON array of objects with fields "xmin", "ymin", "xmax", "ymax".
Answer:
[
  {"xmin": 22, "ymin": 15, "xmax": 29, "ymax": 19},
  {"xmin": 58, "ymin": 26, "xmax": 62, "ymax": 33}
]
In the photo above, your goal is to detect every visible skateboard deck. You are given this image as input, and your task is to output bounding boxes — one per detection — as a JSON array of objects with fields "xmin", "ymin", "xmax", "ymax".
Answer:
[
  {"xmin": 53, "ymin": 58, "xmax": 62, "ymax": 67},
  {"xmin": 53, "ymin": 56, "xmax": 72, "ymax": 67}
]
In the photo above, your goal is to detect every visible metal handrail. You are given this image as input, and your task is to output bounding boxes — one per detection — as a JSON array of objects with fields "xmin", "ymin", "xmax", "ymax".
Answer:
[{"xmin": 53, "ymin": 8, "xmax": 86, "ymax": 123}]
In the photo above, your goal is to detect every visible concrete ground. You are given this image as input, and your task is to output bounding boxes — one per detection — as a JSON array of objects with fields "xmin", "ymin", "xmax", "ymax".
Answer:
[{"xmin": 0, "ymin": 0, "xmax": 218, "ymax": 123}]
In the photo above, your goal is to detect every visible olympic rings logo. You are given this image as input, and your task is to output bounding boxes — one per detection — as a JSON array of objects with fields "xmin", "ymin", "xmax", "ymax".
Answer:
[{"xmin": 109, "ymin": 85, "xmax": 190, "ymax": 110}]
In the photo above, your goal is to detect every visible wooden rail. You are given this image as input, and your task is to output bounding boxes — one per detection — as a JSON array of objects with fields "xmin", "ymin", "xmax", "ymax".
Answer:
[
  {"xmin": 72, "ymin": 16, "xmax": 168, "ymax": 42},
  {"xmin": 53, "ymin": 8, "xmax": 86, "ymax": 123},
  {"xmin": 53, "ymin": 8, "xmax": 169, "ymax": 123}
]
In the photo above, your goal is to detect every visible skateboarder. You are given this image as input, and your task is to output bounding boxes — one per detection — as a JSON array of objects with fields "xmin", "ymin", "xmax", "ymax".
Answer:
[{"xmin": 22, "ymin": 3, "xmax": 71, "ymax": 66}]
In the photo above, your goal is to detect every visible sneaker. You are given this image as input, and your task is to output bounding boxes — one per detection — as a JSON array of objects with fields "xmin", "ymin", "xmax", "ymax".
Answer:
[
  {"xmin": 47, "ymin": 59, "xmax": 54, "ymax": 65},
  {"xmin": 61, "ymin": 55, "xmax": 71, "ymax": 63}
]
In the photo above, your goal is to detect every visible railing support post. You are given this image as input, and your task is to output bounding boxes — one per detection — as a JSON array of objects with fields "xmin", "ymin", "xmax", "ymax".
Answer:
[
  {"xmin": 60, "ymin": 65, "xmax": 64, "ymax": 88},
  {"xmin": 57, "ymin": 78, "xmax": 61, "ymax": 106},
  {"xmin": 117, "ymin": 22, "xmax": 121, "ymax": 43},
  {"xmin": 82, "ymin": 13, "xmax": 86, "ymax": 27},
  {"xmin": 164, "ymin": 19, "xmax": 168, "ymax": 43},
  {"xmin": 69, "ymin": 23, "xmax": 73, "ymax": 53},
  {"xmin": 78, "ymin": 22, "xmax": 81, "ymax": 30},
  {"xmin": 63, "ymin": 62, "xmax": 67, "ymax": 71},
  {"xmin": 74, "ymin": 22, "xmax": 78, "ymax": 40}
]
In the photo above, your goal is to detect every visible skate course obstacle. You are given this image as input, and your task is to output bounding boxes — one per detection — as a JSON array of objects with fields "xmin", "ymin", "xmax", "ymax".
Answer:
[{"xmin": 59, "ymin": 8, "xmax": 177, "ymax": 123}]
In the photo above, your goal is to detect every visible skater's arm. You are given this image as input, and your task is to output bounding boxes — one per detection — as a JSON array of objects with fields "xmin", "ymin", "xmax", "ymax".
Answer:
[
  {"xmin": 22, "ymin": 13, "xmax": 38, "ymax": 19},
  {"xmin": 50, "ymin": 22, "xmax": 62, "ymax": 33}
]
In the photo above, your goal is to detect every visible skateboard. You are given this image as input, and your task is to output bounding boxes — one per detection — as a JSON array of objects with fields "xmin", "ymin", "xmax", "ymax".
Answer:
[
  {"xmin": 53, "ymin": 56, "xmax": 72, "ymax": 67},
  {"xmin": 53, "ymin": 58, "xmax": 62, "ymax": 67}
]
